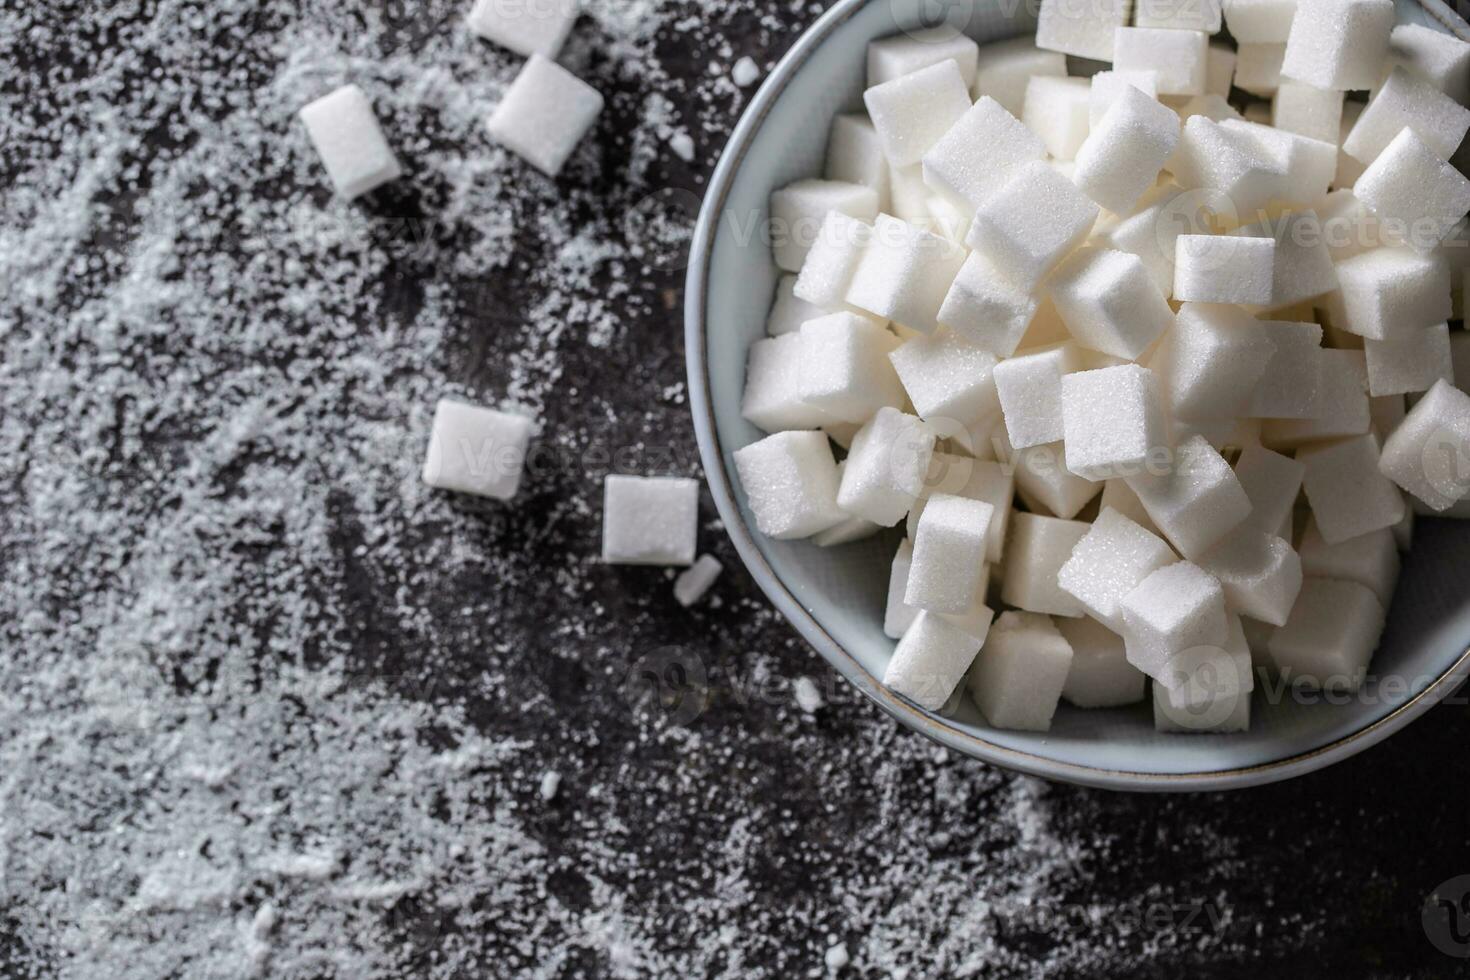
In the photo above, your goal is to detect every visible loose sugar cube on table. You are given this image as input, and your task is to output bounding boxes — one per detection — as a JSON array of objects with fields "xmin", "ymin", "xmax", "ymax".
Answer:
[
  {"xmin": 965, "ymin": 162, "xmax": 1098, "ymax": 290},
  {"xmin": 674, "ymin": 555, "xmax": 723, "ymax": 607},
  {"xmin": 1036, "ymin": 0, "xmax": 1131, "ymax": 60},
  {"xmin": 1344, "ymin": 67, "xmax": 1470, "ymax": 166},
  {"xmin": 422, "ymin": 398, "xmax": 535, "ymax": 501},
  {"xmin": 1120, "ymin": 561, "xmax": 1229, "ymax": 686},
  {"xmin": 769, "ymin": 179, "xmax": 880, "ymax": 273},
  {"xmin": 1267, "ymin": 577, "xmax": 1385, "ymax": 690},
  {"xmin": 797, "ymin": 313, "xmax": 904, "ymax": 423},
  {"xmin": 825, "ymin": 113, "xmax": 889, "ymax": 210},
  {"xmin": 1300, "ymin": 518, "xmax": 1399, "ymax": 604},
  {"xmin": 1273, "ymin": 82, "xmax": 1344, "ymax": 144},
  {"xmin": 1299, "ymin": 432, "xmax": 1406, "ymax": 543},
  {"xmin": 487, "ymin": 55, "xmax": 603, "ymax": 178},
  {"xmin": 921, "ymin": 97, "xmax": 1046, "ymax": 213},
  {"xmin": 907, "ymin": 495, "xmax": 995, "ymax": 614},
  {"xmin": 1282, "ymin": 0, "xmax": 1394, "ymax": 91},
  {"xmin": 1261, "ymin": 349, "xmax": 1372, "ymax": 448},
  {"xmin": 1060, "ymin": 365, "xmax": 1167, "ymax": 481},
  {"xmin": 1022, "ymin": 76, "xmax": 1093, "ymax": 161},
  {"xmin": 1088, "ymin": 70, "xmax": 1160, "ymax": 128},
  {"xmin": 1049, "ymin": 247, "xmax": 1175, "ymax": 360},
  {"xmin": 993, "ymin": 343, "xmax": 1082, "ymax": 450},
  {"xmin": 1248, "ymin": 320, "xmax": 1324, "ymax": 420},
  {"xmin": 766, "ymin": 276, "xmax": 827, "ymax": 337},
  {"xmin": 1058, "ymin": 616, "xmax": 1147, "ymax": 708},
  {"xmin": 1114, "ymin": 28, "xmax": 1209, "ymax": 96},
  {"xmin": 838, "ymin": 407, "xmax": 937, "ymax": 526},
  {"xmin": 1234, "ymin": 444, "xmax": 1305, "ymax": 536},
  {"xmin": 741, "ymin": 334, "xmax": 831, "ymax": 433},
  {"xmin": 1058, "ymin": 507, "xmax": 1177, "ymax": 631},
  {"xmin": 937, "ymin": 252, "xmax": 1039, "ymax": 358},
  {"xmin": 601, "ymin": 475, "xmax": 700, "ymax": 565},
  {"xmin": 847, "ymin": 214, "xmax": 967, "ymax": 334},
  {"xmin": 1365, "ymin": 322, "xmax": 1453, "ymax": 397},
  {"xmin": 466, "ymin": 0, "xmax": 577, "ymax": 57},
  {"xmin": 889, "ymin": 329, "xmax": 1001, "ymax": 438},
  {"xmin": 299, "ymin": 84, "xmax": 403, "ymax": 200},
  {"xmin": 1001, "ymin": 512, "xmax": 1090, "ymax": 618},
  {"xmin": 1197, "ymin": 531, "xmax": 1303, "ymax": 625},
  {"xmin": 1234, "ymin": 42, "xmax": 1286, "ymax": 97},
  {"xmin": 1380, "ymin": 23, "xmax": 1470, "ymax": 105},
  {"xmin": 1155, "ymin": 303, "xmax": 1277, "ymax": 421},
  {"xmin": 1173, "ymin": 236, "xmax": 1276, "ymax": 305},
  {"xmin": 866, "ymin": 26, "xmax": 979, "ymax": 89},
  {"xmin": 1378, "ymin": 379, "xmax": 1470, "ymax": 511},
  {"xmin": 968, "ymin": 611, "xmax": 1074, "ymax": 732},
  {"xmin": 1354, "ymin": 128, "xmax": 1470, "ymax": 254},
  {"xmin": 863, "ymin": 60, "xmax": 973, "ymax": 168},
  {"xmin": 793, "ymin": 212, "xmax": 874, "ymax": 311},
  {"xmin": 1223, "ymin": 0, "xmax": 1297, "ymax": 43},
  {"xmin": 1134, "ymin": 0, "xmax": 1223, "ymax": 33},
  {"xmin": 884, "ymin": 611, "xmax": 988, "ymax": 710},
  {"xmin": 975, "ymin": 38, "xmax": 1067, "ymax": 117},
  {"xmin": 1073, "ymin": 87, "xmax": 1181, "ymax": 215},
  {"xmin": 1321, "ymin": 247, "xmax": 1451, "ymax": 340},
  {"xmin": 1127, "ymin": 434, "xmax": 1252, "ymax": 559},
  {"xmin": 732, "ymin": 432, "xmax": 845, "ymax": 541}
]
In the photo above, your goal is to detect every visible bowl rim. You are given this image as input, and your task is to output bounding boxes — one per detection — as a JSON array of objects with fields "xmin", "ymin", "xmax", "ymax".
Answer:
[{"xmin": 683, "ymin": 0, "xmax": 1470, "ymax": 791}]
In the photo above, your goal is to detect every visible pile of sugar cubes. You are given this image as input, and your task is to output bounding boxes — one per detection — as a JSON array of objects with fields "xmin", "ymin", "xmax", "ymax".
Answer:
[{"xmin": 737, "ymin": 0, "xmax": 1470, "ymax": 733}]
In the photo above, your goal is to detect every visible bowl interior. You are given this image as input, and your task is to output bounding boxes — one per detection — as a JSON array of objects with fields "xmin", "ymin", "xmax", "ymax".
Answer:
[{"xmin": 691, "ymin": 0, "xmax": 1470, "ymax": 785}]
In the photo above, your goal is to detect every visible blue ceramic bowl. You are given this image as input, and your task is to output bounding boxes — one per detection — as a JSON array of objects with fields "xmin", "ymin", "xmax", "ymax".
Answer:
[{"xmin": 686, "ymin": 0, "xmax": 1470, "ymax": 790}]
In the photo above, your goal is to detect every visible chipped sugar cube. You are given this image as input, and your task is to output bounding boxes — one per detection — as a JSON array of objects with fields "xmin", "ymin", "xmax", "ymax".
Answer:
[
  {"xmin": 422, "ymin": 398, "xmax": 535, "ymax": 501},
  {"xmin": 866, "ymin": 26, "xmax": 980, "ymax": 89},
  {"xmin": 847, "ymin": 214, "xmax": 967, "ymax": 333},
  {"xmin": 1197, "ymin": 531, "xmax": 1303, "ymax": 626},
  {"xmin": 1235, "ymin": 444, "xmax": 1306, "ymax": 535},
  {"xmin": 1353, "ymin": 128, "xmax": 1470, "ymax": 254},
  {"xmin": 1380, "ymin": 23, "xmax": 1470, "ymax": 105},
  {"xmin": 921, "ymin": 96, "xmax": 1047, "ymax": 212},
  {"xmin": 466, "ymin": 0, "xmax": 577, "ymax": 58},
  {"xmin": 1073, "ymin": 86, "xmax": 1181, "ymax": 215},
  {"xmin": 975, "ymin": 38, "xmax": 1068, "ymax": 117},
  {"xmin": 889, "ymin": 328, "xmax": 1001, "ymax": 436},
  {"xmin": 1344, "ymin": 67, "xmax": 1470, "ymax": 165},
  {"xmin": 1234, "ymin": 42, "xmax": 1286, "ymax": 97},
  {"xmin": 1261, "ymin": 349, "xmax": 1372, "ymax": 448},
  {"xmin": 884, "ymin": 610, "xmax": 988, "ymax": 711},
  {"xmin": 863, "ymin": 60, "xmax": 973, "ymax": 168},
  {"xmin": 1058, "ymin": 507, "xmax": 1177, "ymax": 631},
  {"xmin": 968, "ymin": 611, "xmax": 1075, "ymax": 731},
  {"xmin": 1036, "ymin": 0, "xmax": 1131, "ymax": 60},
  {"xmin": 1022, "ymin": 76, "xmax": 1093, "ymax": 161},
  {"xmin": 1058, "ymin": 616, "xmax": 1147, "ymax": 708},
  {"xmin": 1001, "ymin": 512, "xmax": 1090, "ymax": 618},
  {"xmin": 1134, "ymin": 0, "xmax": 1223, "ymax": 33},
  {"xmin": 838, "ymin": 407, "xmax": 938, "ymax": 526},
  {"xmin": 993, "ymin": 343, "xmax": 1083, "ymax": 450},
  {"xmin": 884, "ymin": 540, "xmax": 919, "ymax": 639},
  {"xmin": 674, "ymin": 555, "xmax": 723, "ymax": 606},
  {"xmin": 1281, "ymin": 0, "xmax": 1394, "ymax": 91},
  {"xmin": 1059, "ymin": 365, "xmax": 1167, "ymax": 481},
  {"xmin": 766, "ymin": 275, "xmax": 827, "ymax": 337},
  {"xmin": 1127, "ymin": 434, "xmax": 1252, "ymax": 559},
  {"xmin": 793, "ymin": 212, "xmax": 874, "ymax": 311},
  {"xmin": 741, "ymin": 334, "xmax": 832, "ymax": 433},
  {"xmin": 906, "ymin": 494, "xmax": 995, "ymax": 614},
  {"xmin": 1299, "ymin": 432, "xmax": 1406, "ymax": 543},
  {"xmin": 486, "ymin": 55, "xmax": 604, "ymax": 178},
  {"xmin": 769, "ymin": 179, "xmax": 880, "ymax": 273},
  {"xmin": 825, "ymin": 113, "xmax": 890, "ymax": 211},
  {"xmin": 1321, "ymin": 247, "xmax": 1451, "ymax": 340},
  {"xmin": 937, "ymin": 251, "xmax": 1039, "ymax": 358},
  {"xmin": 797, "ymin": 313, "xmax": 905, "ymax": 423},
  {"xmin": 1300, "ymin": 518, "xmax": 1400, "ymax": 605},
  {"xmin": 299, "ymin": 84, "xmax": 403, "ymax": 200},
  {"xmin": 1273, "ymin": 81, "xmax": 1344, "ymax": 144},
  {"xmin": 1248, "ymin": 320, "xmax": 1324, "ymax": 419},
  {"xmin": 1364, "ymin": 322, "xmax": 1453, "ymax": 396},
  {"xmin": 1173, "ymin": 235, "xmax": 1276, "ymax": 305},
  {"xmin": 732, "ymin": 432, "xmax": 845, "ymax": 541},
  {"xmin": 1119, "ymin": 561, "xmax": 1229, "ymax": 686},
  {"xmin": 1377, "ymin": 379, "xmax": 1470, "ymax": 511},
  {"xmin": 1049, "ymin": 247, "xmax": 1175, "ymax": 361},
  {"xmin": 965, "ymin": 162, "xmax": 1098, "ymax": 290},
  {"xmin": 1223, "ymin": 0, "xmax": 1297, "ymax": 43},
  {"xmin": 1154, "ymin": 303, "xmax": 1277, "ymax": 421},
  {"xmin": 1088, "ymin": 70, "xmax": 1160, "ymax": 128},
  {"xmin": 601, "ymin": 475, "xmax": 700, "ymax": 564},
  {"xmin": 1113, "ymin": 27, "xmax": 1209, "ymax": 97},
  {"xmin": 1267, "ymin": 577, "xmax": 1385, "ymax": 690}
]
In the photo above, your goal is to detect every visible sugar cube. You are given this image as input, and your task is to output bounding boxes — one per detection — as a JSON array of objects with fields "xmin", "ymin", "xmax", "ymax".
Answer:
[
  {"xmin": 1073, "ymin": 87, "xmax": 1181, "ymax": 215},
  {"xmin": 766, "ymin": 275, "xmax": 828, "ymax": 337},
  {"xmin": 1299, "ymin": 432, "xmax": 1406, "ymax": 543},
  {"xmin": 1176, "ymin": 93, "xmax": 1244, "ymax": 124},
  {"xmin": 1102, "ymin": 192, "xmax": 1190, "ymax": 296},
  {"xmin": 1114, "ymin": 28, "xmax": 1209, "ymax": 97},
  {"xmin": 812, "ymin": 509, "xmax": 882, "ymax": 548},
  {"xmin": 1173, "ymin": 235, "xmax": 1276, "ymax": 305},
  {"xmin": 921, "ymin": 97, "xmax": 1046, "ymax": 212},
  {"xmin": 1336, "ymin": 100, "xmax": 1369, "ymax": 188},
  {"xmin": 889, "ymin": 328, "xmax": 1001, "ymax": 438},
  {"xmin": 1300, "ymin": 518, "xmax": 1399, "ymax": 604},
  {"xmin": 847, "ymin": 214, "xmax": 967, "ymax": 333},
  {"xmin": 741, "ymin": 334, "xmax": 831, "ymax": 432},
  {"xmin": 884, "ymin": 540, "xmax": 919, "ymax": 639},
  {"xmin": 1261, "ymin": 349, "xmax": 1372, "ymax": 448},
  {"xmin": 992, "ymin": 343, "xmax": 1082, "ymax": 450},
  {"xmin": 1378, "ymin": 379, "xmax": 1470, "ymax": 511},
  {"xmin": 1344, "ymin": 67, "xmax": 1470, "ymax": 166},
  {"xmin": 1008, "ymin": 439, "xmax": 1104, "ymax": 519},
  {"xmin": 486, "ymin": 55, "xmax": 603, "ymax": 178},
  {"xmin": 1234, "ymin": 444, "xmax": 1306, "ymax": 535},
  {"xmin": 887, "ymin": 164, "xmax": 932, "ymax": 226},
  {"xmin": 1322, "ymin": 247, "xmax": 1452, "ymax": 340},
  {"xmin": 1365, "ymin": 322, "xmax": 1453, "ymax": 396},
  {"xmin": 925, "ymin": 194, "xmax": 970, "ymax": 242},
  {"xmin": 824, "ymin": 113, "xmax": 889, "ymax": 211},
  {"xmin": 1060, "ymin": 365, "xmax": 1168, "ymax": 481},
  {"xmin": 1100, "ymin": 479, "xmax": 1163, "ymax": 536},
  {"xmin": 1127, "ymin": 434, "xmax": 1252, "ymax": 559},
  {"xmin": 601, "ymin": 475, "xmax": 699, "ymax": 565},
  {"xmin": 732, "ymin": 433, "xmax": 846, "ymax": 541},
  {"xmin": 1001, "ymin": 512, "xmax": 1090, "ymax": 618},
  {"xmin": 906, "ymin": 495, "xmax": 995, "ymax": 614},
  {"xmin": 1153, "ymin": 679, "xmax": 1252, "ymax": 732},
  {"xmin": 867, "ymin": 26, "xmax": 980, "ymax": 90},
  {"xmin": 907, "ymin": 457, "xmax": 1016, "ymax": 563},
  {"xmin": 1154, "ymin": 617, "xmax": 1254, "ymax": 731},
  {"xmin": 968, "ymin": 611, "xmax": 1075, "ymax": 731},
  {"xmin": 1049, "ymin": 247, "xmax": 1176, "ymax": 360},
  {"xmin": 1135, "ymin": 0, "xmax": 1223, "ymax": 32},
  {"xmin": 1022, "ymin": 76, "xmax": 1093, "ymax": 161},
  {"xmin": 1196, "ymin": 531, "xmax": 1303, "ymax": 626},
  {"xmin": 1058, "ymin": 616, "xmax": 1147, "ymax": 708},
  {"xmin": 793, "ymin": 212, "xmax": 874, "ymax": 311},
  {"xmin": 1169, "ymin": 117, "xmax": 1287, "ymax": 217},
  {"xmin": 1220, "ymin": 118, "xmax": 1337, "ymax": 204},
  {"xmin": 1205, "ymin": 43, "xmax": 1238, "ymax": 98},
  {"xmin": 1058, "ymin": 507, "xmax": 1178, "ymax": 630},
  {"xmin": 797, "ymin": 313, "xmax": 905, "ymax": 423},
  {"xmin": 1120, "ymin": 561, "xmax": 1229, "ymax": 686},
  {"xmin": 1267, "ymin": 577, "xmax": 1385, "ymax": 690},
  {"xmin": 422, "ymin": 398, "xmax": 535, "ymax": 500},
  {"xmin": 299, "ymin": 84, "xmax": 403, "ymax": 200},
  {"xmin": 1088, "ymin": 70, "xmax": 1160, "ymax": 128},
  {"xmin": 1154, "ymin": 303, "xmax": 1277, "ymax": 421},
  {"xmin": 838, "ymin": 407, "xmax": 937, "ymax": 525},
  {"xmin": 1223, "ymin": 0, "xmax": 1297, "ymax": 43},
  {"xmin": 975, "ymin": 39, "xmax": 1068, "ymax": 117},
  {"xmin": 674, "ymin": 555, "xmax": 723, "ymax": 606},
  {"xmin": 1380, "ymin": 23, "xmax": 1470, "ymax": 105},
  {"xmin": 936, "ymin": 252, "xmax": 1039, "ymax": 358},
  {"xmin": 1231, "ymin": 210, "xmax": 1338, "ymax": 308},
  {"xmin": 863, "ymin": 60, "xmax": 974, "ymax": 168},
  {"xmin": 466, "ymin": 0, "xmax": 577, "ymax": 57},
  {"xmin": 965, "ymin": 162, "xmax": 1098, "ymax": 289},
  {"xmin": 1036, "ymin": 0, "xmax": 1131, "ymax": 60},
  {"xmin": 1282, "ymin": 0, "xmax": 1394, "ymax": 91},
  {"xmin": 885, "ymin": 611, "xmax": 988, "ymax": 710},
  {"xmin": 1273, "ymin": 81, "xmax": 1344, "ymax": 144},
  {"xmin": 1234, "ymin": 42, "xmax": 1286, "ymax": 97},
  {"xmin": 1249, "ymin": 320, "xmax": 1324, "ymax": 418},
  {"xmin": 1354, "ymin": 128, "xmax": 1470, "ymax": 254},
  {"xmin": 769, "ymin": 179, "xmax": 880, "ymax": 273}
]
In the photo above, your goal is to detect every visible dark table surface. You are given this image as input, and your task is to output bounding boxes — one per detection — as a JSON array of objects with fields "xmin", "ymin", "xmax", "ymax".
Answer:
[{"xmin": 1, "ymin": 0, "xmax": 1468, "ymax": 977}]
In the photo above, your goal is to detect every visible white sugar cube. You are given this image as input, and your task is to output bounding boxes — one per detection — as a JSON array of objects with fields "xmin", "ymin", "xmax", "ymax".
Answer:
[
  {"xmin": 1058, "ymin": 507, "xmax": 1178, "ymax": 630},
  {"xmin": 838, "ymin": 407, "xmax": 937, "ymax": 526},
  {"xmin": 1354, "ymin": 128, "xmax": 1470, "ymax": 254},
  {"xmin": 1060, "ymin": 365, "xmax": 1168, "ymax": 481},
  {"xmin": 968, "ymin": 611, "xmax": 1074, "ymax": 732},
  {"xmin": 797, "ymin": 313, "xmax": 904, "ymax": 423},
  {"xmin": 1206, "ymin": 43, "xmax": 1238, "ymax": 98},
  {"xmin": 1220, "ymin": 118, "xmax": 1337, "ymax": 204},
  {"xmin": 674, "ymin": 555, "xmax": 723, "ymax": 606},
  {"xmin": 1231, "ymin": 210, "xmax": 1338, "ymax": 309},
  {"xmin": 1345, "ymin": 67, "xmax": 1470, "ymax": 166},
  {"xmin": 1300, "ymin": 518, "xmax": 1399, "ymax": 604},
  {"xmin": 846, "ymin": 214, "xmax": 967, "ymax": 334},
  {"xmin": 1161, "ymin": 616, "xmax": 1255, "ymax": 708},
  {"xmin": 1088, "ymin": 70, "xmax": 1160, "ymax": 128},
  {"xmin": 1266, "ymin": 577, "xmax": 1385, "ymax": 690},
  {"xmin": 1299, "ymin": 432, "xmax": 1406, "ymax": 543},
  {"xmin": 1234, "ymin": 42, "xmax": 1286, "ymax": 97},
  {"xmin": 467, "ymin": 0, "xmax": 577, "ymax": 57},
  {"xmin": 1223, "ymin": 0, "xmax": 1297, "ymax": 43},
  {"xmin": 1176, "ymin": 93, "xmax": 1244, "ymax": 124},
  {"xmin": 1380, "ymin": 23, "xmax": 1470, "ymax": 105},
  {"xmin": 1173, "ymin": 235, "xmax": 1276, "ymax": 305},
  {"xmin": 1135, "ymin": 0, "xmax": 1223, "ymax": 33},
  {"xmin": 766, "ymin": 275, "xmax": 827, "ymax": 337},
  {"xmin": 1058, "ymin": 616, "xmax": 1147, "ymax": 708},
  {"xmin": 486, "ymin": 55, "xmax": 603, "ymax": 178},
  {"xmin": 1008, "ymin": 440, "xmax": 1104, "ymax": 519},
  {"xmin": 733, "ymin": 433, "xmax": 845, "ymax": 541},
  {"xmin": 1169, "ymin": 117, "xmax": 1287, "ymax": 216},
  {"xmin": 1249, "ymin": 320, "xmax": 1324, "ymax": 419},
  {"xmin": 1322, "ymin": 247, "xmax": 1451, "ymax": 340},
  {"xmin": 884, "ymin": 540, "xmax": 919, "ymax": 639},
  {"xmin": 993, "ymin": 343, "xmax": 1082, "ymax": 450},
  {"xmin": 907, "ymin": 453, "xmax": 1016, "ymax": 546},
  {"xmin": 922, "ymin": 96, "xmax": 1046, "ymax": 212},
  {"xmin": 1281, "ymin": 0, "xmax": 1394, "ymax": 91},
  {"xmin": 1153, "ymin": 678, "xmax": 1252, "ymax": 732},
  {"xmin": 1036, "ymin": 0, "xmax": 1131, "ymax": 60},
  {"xmin": 925, "ymin": 194, "xmax": 970, "ymax": 242},
  {"xmin": 887, "ymin": 164, "xmax": 932, "ymax": 226},
  {"xmin": 1102, "ymin": 192, "xmax": 1190, "ymax": 296},
  {"xmin": 1049, "ymin": 247, "xmax": 1176, "ymax": 360},
  {"xmin": 793, "ymin": 212, "xmax": 874, "ymax": 311},
  {"xmin": 907, "ymin": 495, "xmax": 995, "ymax": 614},
  {"xmin": 299, "ymin": 84, "xmax": 403, "ymax": 200},
  {"xmin": 422, "ymin": 398, "xmax": 535, "ymax": 500},
  {"xmin": 975, "ymin": 38, "xmax": 1067, "ymax": 117},
  {"xmin": 601, "ymin": 475, "xmax": 699, "ymax": 565},
  {"xmin": 1154, "ymin": 303, "xmax": 1277, "ymax": 421},
  {"xmin": 1273, "ymin": 82, "xmax": 1344, "ymax": 144},
  {"xmin": 1261, "ymin": 349, "xmax": 1372, "ymax": 448},
  {"xmin": 1336, "ymin": 100, "xmax": 1369, "ymax": 187},
  {"xmin": 769, "ymin": 179, "xmax": 880, "ymax": 273},
  {"xmin": 1365, "ymin": 322, "xmax": 1453, "ymax": 396},
  {"xmin": 1235, "ymin": 444, "xmax": 1305, "ymax": 535},
  {"xmin": 1001, "ymin": 512, "xmax": 1090, "ymax": 618},
  {"xmin": 1197, "ymin": 531, "xmax": 1303, "ymax": 626},
  {"xmin": 863, "ymin": 60, "xmax": 973, "ymax": 168},
  {"xmin": 1114, "ymin": 28, "xmax": 1209, "ymax": 97},
  {"xmin": 741, "ymin": 334, "xmax": 831, "ymax": 433},
  {"xmin": 1022, "ymin": 76, "xmax": 1093, "ymax": 161},
  {"xmin": 965, "ymin": 162, "xmax": 1098, "ymax": 290},
  {"xmin": 885, "ymin": 611, "xmax": 988, "ymax": 710},
  {"xmin": 937, "ymin": 252, "xmax": 1039, "ymax": 358},
  {"xmin": 825, "ymin": 113, "xmax": 890, "ymax": 211},
  {"xmin": 866, "ymin": 26, "xmax": 979, "ymax": 89},
  {"xmin": 1378, "ymin": 379, "xmax": 1470, "ymax": 511},
  {"xmin": 1100, "ymin": 478, "xmax": 1163, "ymax": 537},
  {"xmin": 1120, "ymin": 561, "xmax": 1229, "ymax": 686},
  {"xmin": 1127, "ymin": 434, "xmax": 1252, "ymax": 559},
  {"xmin": 812, "ymin": 511, "xmax": 882, "ymax": 548},
  {"xmin": 1073, "ymin": 87, "xmax": 1181, "ymax": 215},
  {"xmin": 889, "ymin": 329, "xmax": 1001, "ymax": 438}
]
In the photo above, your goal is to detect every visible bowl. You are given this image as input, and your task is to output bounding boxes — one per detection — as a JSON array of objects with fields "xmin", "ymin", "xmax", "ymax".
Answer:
[{"xmin": 685, "ymin": 0, "xmax": 1470, "ymax": 790}]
